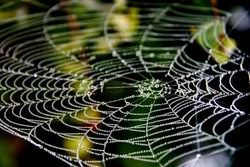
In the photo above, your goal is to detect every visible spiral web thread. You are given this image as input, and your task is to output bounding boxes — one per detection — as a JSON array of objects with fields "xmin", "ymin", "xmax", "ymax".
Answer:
[{"xmin": 0, "ymin": 1, "xmax": 250, "ymax": 167}]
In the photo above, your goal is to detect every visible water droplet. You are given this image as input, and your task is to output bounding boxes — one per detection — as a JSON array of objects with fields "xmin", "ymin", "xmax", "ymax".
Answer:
[
  {"xmin": 136, "ymin": 51, "xmax": 141, "ymax": 56},
  {"xmin": 38, "ymin": 144, "xmax": 43, "ymax": 149},
  {"xmin": 150, "ymin": 53, "xmax": 155, "ymax": 58},
  {"xmin": 196, "ymin": 154, "xmax": 201, "ymax": 158},
  {"xmin": 112, "ymin": 51, "xmax": 118, "ymax": 57}
]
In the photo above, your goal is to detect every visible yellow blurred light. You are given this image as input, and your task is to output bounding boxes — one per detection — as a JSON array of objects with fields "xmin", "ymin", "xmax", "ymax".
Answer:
[
  {"xmin": 192, "ymin": 21, "xmax": 237, "ymax": 64},
  {"xmin": 58, "ymin": 61, "xmax": 85, "ymax": 73},
  {"xmin": 110, "ymin": 7, "xmax": 139, "ymax": 39},
  {"xmin": 0, "ymin": 11, "xmax": 15, "ymax": 19},
  {"xmin": 209, "ymin": 49, "xmax": 230, "ymax": 64},
  {"xmin": 114, "ymin": 0, "xmax": 127, "ymax": 11},
  {"xmin": 58, "ymin": 40, "xmax": 82, "ymax": 52},
  {"xmin": 63, "ymin": 137, "xmax": 93, "ymax": 158},
  {"xmin": 95, "ymin": 38, "xmax": 111, "ymax": 52},
  {"xmin": 71, "ymin": 80, "xmax": 89, "ymax": 94}
]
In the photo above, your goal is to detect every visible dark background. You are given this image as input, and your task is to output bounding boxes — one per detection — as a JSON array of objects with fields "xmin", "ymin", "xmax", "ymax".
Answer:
[{"xmin": 0, "ymin": 0, "xmax": 250, "ymax": 167}]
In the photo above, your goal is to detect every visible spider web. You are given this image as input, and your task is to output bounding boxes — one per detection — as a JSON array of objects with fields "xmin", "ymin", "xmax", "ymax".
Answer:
[{"xmin": 0, "ymin": 1, "xmax": 250, "ymax": 167}]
